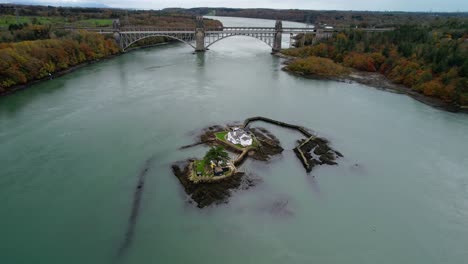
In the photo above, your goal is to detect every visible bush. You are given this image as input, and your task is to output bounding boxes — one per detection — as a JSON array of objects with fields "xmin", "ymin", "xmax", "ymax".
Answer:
[
  {"xmin": 287, "ymin": 56, "xmax": 350, "ymax": 77},
  {"xmin": 343, "ymin": 52, "xmax": 377, "ymax": 72}
]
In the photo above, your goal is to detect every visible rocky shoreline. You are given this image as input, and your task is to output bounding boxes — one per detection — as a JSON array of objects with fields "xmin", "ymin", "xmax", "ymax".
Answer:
[
  {"xmin": 174, "ymin": 117, "xmax": 342, "ymax": 208},
  {"xmin": 172, "ymin": 161, "xmax": 254, "ymax": 208},
  {"xmin": 174, "ymin": 125, "xmax": 285, "ymax": 208},
  {"xmin": 346, "ymin": 71, "xmax": 467, "ymax": 113},
  {"xmin": 276, "ymin": 53, "xmax": 467, "ymax": 114}
]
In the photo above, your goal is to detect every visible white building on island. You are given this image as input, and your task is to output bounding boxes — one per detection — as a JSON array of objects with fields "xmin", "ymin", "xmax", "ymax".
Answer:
[{"xmin": 227, "ymin": 128, "xmax": 253, "ymax": 147}]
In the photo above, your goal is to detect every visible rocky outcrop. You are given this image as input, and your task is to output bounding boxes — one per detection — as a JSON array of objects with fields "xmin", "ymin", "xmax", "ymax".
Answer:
[
  {"xmin": 294, "ymin": 137, "xmax": 343, "ymax": 173},
  {"xmin": 173, "ymin": 116, "xmax": 343, "ymax": 208},
  {"xmin": 172, "ymin": 161, "xmax": 251, "ymax": 208}
]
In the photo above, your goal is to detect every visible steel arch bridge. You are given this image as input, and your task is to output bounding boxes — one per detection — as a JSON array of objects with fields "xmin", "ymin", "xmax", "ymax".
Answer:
[
  {"xmin": 115, "ymin": 25, "xmax": 317, "ymax": 52},
  {"xmin": 95, "ymin": 18, "xmax": 319, "ymax": 53},
  {"xmin": 71, "ymin": 17, "xmax": 393, "ymax": 53}
]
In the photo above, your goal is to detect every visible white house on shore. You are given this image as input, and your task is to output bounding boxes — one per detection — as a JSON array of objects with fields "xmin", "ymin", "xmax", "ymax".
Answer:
[{"xmin": 227, "ymin": 128, "xmax": 253, "ymax": 147}]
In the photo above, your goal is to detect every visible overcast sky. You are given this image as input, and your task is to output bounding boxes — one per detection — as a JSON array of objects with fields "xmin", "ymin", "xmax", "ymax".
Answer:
[{"xmin": 10, "ymin": 0, "xmax": 468, "ymax": 12}]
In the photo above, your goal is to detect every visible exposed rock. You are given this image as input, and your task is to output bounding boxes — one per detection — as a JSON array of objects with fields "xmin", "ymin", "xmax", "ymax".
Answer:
[
  {"xmin": 172, "ymin": 162, "xmax": 247, "ymax": 208},
  {"xmin": 200, "ymin": 125, "xmax": 225, "ymax": 144},
  {"xmin": 249, "ymin": 127, "xmax": 284, "ymax": 161},
  {"xmin": 173, "ymin": 117, "xmax": 342, "ymax": 208},
  {"xmin": 295, "ymin": 137, "xmax": 342, "ymax": 172}
]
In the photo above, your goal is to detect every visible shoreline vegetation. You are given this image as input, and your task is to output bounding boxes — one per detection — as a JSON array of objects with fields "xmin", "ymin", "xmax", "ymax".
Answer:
[
  {"xmin": 1, "ymin": 5, "xmax": 466, "ymax": 114},
  {"xmin": 0, "ymin": 4, "xmax": 222, "ymax": 96},
  {"xmin": 0, "ymin": 33, "xmax": 120, "ymax": 96},
  {"xmin": 280, "ymin": 54, "xmax": 466, "ymax": 113},
  {"xmin": 0, "ymin": 41, "xmax": 174, "ymax": 97},
  {"xmin": 280, "ymin": 21, "xmax": 468, "ymax": 113}
]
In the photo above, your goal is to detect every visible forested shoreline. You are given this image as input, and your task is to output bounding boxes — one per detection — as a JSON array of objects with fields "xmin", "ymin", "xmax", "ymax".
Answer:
[
  {"xmin": 1, "ymin": 4, "xmax": 466, "ymax": 108},
  {"xmin": 168, "ymin": 7, "xmax": 467, "ymax": 28},
  {"xmin": 283, "ymin": 19, "xmax": 468, "ymax": 110},
  {"xmin": 0, "ymin": 31, "xmax": 120, "ymax": 95},
  {"xmin": 0, "ymin": 4, "xmax": 222, "ymax": 95}
]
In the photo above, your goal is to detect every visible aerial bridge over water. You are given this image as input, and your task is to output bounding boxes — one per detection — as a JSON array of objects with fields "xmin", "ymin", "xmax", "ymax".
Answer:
[{"xmin": 69, "ymin": 17, "xmax": 393, "ymax": 53}]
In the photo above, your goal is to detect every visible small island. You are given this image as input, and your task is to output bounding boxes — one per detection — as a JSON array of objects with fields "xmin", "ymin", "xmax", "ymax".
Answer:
[{"xmin": 172, "ymin": 117, "xmax": 342, "ymax": 208}]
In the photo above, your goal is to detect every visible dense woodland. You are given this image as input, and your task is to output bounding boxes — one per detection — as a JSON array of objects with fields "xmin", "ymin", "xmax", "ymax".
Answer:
[
  {"xmin": 283, "ymin": 19, "xmax": 468, "ymax": 106},
  {"xmin": 168, "ymin": 7, "xmax": 468, "ymax": 28},
  {"xmin": 0, "ymin": 5, "xmax": 221, "ymax": 94},
  {"xmin": 0, "ymin": 31, "xmax": 120, "ymax": 92}
]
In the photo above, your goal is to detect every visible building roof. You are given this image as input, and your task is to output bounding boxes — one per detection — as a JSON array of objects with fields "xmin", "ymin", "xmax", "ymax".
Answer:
[{"xmin": 227, "ymin": 127, "xmax": 253, "ymax": 147}]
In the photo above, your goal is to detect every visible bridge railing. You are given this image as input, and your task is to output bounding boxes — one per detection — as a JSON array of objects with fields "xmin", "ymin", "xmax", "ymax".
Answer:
[
  {"xmin": 58, "ymin": 25, "xmax": 395, "ymax": 35},
  {"xmin": 120, "ymin": 26, "xmax": 197, "ymax": 31}
]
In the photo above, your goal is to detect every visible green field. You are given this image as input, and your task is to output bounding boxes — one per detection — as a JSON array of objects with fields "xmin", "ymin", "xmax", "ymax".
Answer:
[
  {"xmin": 0, "ymin": 15, "xmax": 113, "ymax": 27},
  {"xmin": 74, "ymin": 19, "xmax": 114, "ymax": 27}
]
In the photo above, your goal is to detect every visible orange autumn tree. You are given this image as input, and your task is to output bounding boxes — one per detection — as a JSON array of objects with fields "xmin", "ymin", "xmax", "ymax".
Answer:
[
  {"xmin": 0, "ymin": 32, "xmax": 120, "ymax": 92},
  {"xmin": 287, "ymin": 56, "xmax": 350, "ymax": 77},
  {"xmin": 343, "ymin": 52, "xmax": 377, "ymax": 72}
]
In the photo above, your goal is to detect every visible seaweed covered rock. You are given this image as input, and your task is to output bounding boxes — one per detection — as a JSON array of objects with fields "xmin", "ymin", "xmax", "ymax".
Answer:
[
  {"xmin": 294, "ymin": 137, "xmax": 343, "ymax": 172},
  {"xmin": 200, "ymin": 125, "xmax": 225, "ymax": 144},
  {"xmin": 249, "ymin": 127, "xmax": 284, "ymax": 161},
  {"xmin": 172, "ymin": 161, "xmax": 250, "ymax": 208},
  {"xmin": 174, "ymin": 116, "xmax": 343, "ymax": 208}
]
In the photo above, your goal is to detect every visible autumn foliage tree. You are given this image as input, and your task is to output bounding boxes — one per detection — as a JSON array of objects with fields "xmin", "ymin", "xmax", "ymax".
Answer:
[
  {"xmin": 283, "ymin": 19, "xmax": 468, "ymax": 106},
  {"xmin": 286, "ymin": 56, "xmax": 350, "ymax": 77},
  {"xmin": 0, "ymin": 31, "xmax": 119, "ymax": 93}
]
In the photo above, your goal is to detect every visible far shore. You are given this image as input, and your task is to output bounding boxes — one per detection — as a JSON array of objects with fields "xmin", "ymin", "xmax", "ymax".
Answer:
[{"xmin": 276, "ymin": 53, "xmax": 468, "ymax": 114}]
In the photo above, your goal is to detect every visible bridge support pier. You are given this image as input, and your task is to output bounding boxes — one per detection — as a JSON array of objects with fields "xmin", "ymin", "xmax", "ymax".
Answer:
[
  {"xmin": 195, "ymin": 29, "xmax": 206, "ymax": 52},
  {"xmin": 112, "ymin": 19, "xmax": 123, "ymax": 51},
  {"xmin": 113, "ymin": 32, "xmax": 122, "ymax": 50},
  {"xmin": 195, "ymin": 16, "xmax": 206, "ymax": 52},
  {"xmin": 272, "ymin": 20, "xmax": 283, "ymax": 53}
]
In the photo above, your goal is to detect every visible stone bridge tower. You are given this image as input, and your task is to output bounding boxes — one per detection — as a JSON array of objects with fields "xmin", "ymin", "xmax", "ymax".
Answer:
[
  {"xmin": 272, "ymin": 20, "xmax": 283, "ymax": 53},
  {"xmin": 195, "ymin": 16, "xmax": 206, "ymax": 52},
  {"xmin": 112, "ymin": 19, "xmax": 122, "ymax": 49}
]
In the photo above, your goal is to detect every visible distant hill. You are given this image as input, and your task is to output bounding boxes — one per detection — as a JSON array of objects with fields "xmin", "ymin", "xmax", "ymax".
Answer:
[{"xmin": 7, "ymin": 1, "xmax": 110, "ymax": 8}]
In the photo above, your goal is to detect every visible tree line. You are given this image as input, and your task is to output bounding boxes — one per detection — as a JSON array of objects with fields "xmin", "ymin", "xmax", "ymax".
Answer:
[
  {"xmin": 0, "ymin": 31, "xmax": 119, "ymax": 93},
  {"xmin": 283, "ymin": 19, "xmax": 468, "ymax": 106},
  {"xmin": 168, "ymin": 7, "xmax": 468, "ymax": 28},
  {"xmin": 0, "ymin": 5, "xmax": 224, "ymax": 94}
]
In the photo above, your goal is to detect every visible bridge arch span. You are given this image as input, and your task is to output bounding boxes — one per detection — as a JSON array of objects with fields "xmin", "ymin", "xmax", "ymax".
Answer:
[
  {"xmin": 122, "ymin": 34, "xmax": 195, "ymax": 51},
  {"xmin": 206, "ymin": 34, "xmax": 273, "ymax": 49}
]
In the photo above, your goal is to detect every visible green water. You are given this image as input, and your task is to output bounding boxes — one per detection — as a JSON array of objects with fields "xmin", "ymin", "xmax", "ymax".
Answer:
[{"xmin": 1, "ymin": 17, "xmax": 467, "ymax": 264}]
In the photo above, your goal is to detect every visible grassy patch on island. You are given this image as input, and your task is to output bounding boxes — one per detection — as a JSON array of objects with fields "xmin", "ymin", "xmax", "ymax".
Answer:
[
  {"xmin": 195, "ymin": 160, "xmax": 207, "ymax": 176},
  {"xmin": 215, "ymin": 131, "xmax": 228, "ymax": 141}
]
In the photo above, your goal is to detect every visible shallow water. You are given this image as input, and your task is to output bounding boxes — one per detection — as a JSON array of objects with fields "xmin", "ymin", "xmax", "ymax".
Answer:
[{"xmin": 1, "ymin": 16, "xmax": 467, "ymax": 264}]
